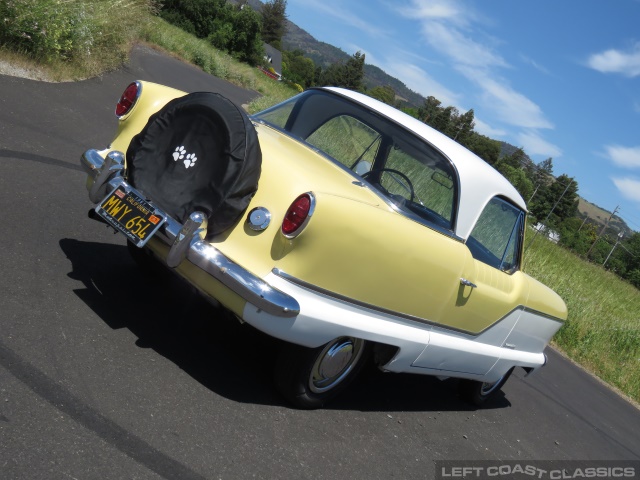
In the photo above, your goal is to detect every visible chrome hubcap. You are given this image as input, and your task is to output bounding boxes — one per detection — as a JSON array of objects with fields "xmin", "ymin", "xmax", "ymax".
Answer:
[{"xmin": 309, "ymin": 337, "xmax": 364, "ymax": 393}]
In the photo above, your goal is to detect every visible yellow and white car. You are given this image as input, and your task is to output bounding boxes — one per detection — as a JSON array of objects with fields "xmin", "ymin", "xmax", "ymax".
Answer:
[{"xmin": 81, "ymin": 81, "xmax": 567, "ymax": 408}]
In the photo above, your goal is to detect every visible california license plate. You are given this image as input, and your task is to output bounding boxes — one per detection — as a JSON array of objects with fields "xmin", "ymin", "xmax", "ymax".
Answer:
[{"xmin": 95, "ymin": 185, "xmax": 166, "ymax": 247}]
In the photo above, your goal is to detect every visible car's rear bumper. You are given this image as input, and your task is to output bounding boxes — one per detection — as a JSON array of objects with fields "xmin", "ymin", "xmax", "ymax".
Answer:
[{"xmin": 81, "ymin": 148, "xmax": 300, "ymax": 318}]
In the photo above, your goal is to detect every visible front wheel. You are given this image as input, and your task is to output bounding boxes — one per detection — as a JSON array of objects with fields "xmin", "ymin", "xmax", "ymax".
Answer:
[
  {"xmin": 274, "ymin": 337, "xmax": 369, "ymax": 409},
  {"xmin": 459, "ymin": 367, "xmax": 514, "ymax": 406}
]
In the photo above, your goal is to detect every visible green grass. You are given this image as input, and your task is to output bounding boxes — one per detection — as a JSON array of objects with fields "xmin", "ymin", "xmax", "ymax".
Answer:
[
  {"xmin": 138, "ymin": 17, "xmax": 297, "ymax": 112},
  {"xmin": 524, "ymin": 233, "xmax": 640, "ymax": 403},
  {"xmin": 0, "ymin": 0, "xmax": 157, "ymax": 80}
]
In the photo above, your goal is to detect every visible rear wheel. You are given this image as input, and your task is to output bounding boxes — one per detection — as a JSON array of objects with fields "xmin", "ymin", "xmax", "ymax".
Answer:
[
  {"xmin": 459, "ymin": 367, "xmax": 514, "ymax": 406},
  {"xmin": 275, "ymin": 337, "xmax": 369, "ymax": 409}
]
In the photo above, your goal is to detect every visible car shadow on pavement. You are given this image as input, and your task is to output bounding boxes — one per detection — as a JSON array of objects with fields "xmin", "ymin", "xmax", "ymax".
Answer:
[{"xmin": 60, "ymin": 237, "xmax": 511, "ymax": 413}]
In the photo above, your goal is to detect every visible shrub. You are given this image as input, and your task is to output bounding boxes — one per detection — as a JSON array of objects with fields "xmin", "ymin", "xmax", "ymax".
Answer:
[{"xmin": 0, "ymin": 0, "xmax": 156, "ymax": 70}]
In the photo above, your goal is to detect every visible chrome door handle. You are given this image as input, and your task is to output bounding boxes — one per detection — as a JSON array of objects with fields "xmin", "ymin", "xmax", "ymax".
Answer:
[{"xmin": 460, "ymin": 278, "xmax": 477, "ymax": 289}]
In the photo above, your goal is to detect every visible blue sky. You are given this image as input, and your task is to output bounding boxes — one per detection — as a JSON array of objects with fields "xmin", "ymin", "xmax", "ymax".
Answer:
[{"xmin": 285, "ymin": 0, "xmax": 640, "ymax": 230}]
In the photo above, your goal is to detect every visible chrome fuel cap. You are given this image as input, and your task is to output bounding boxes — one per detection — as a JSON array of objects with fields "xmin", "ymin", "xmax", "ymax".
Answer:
[{"xmin": 247, "ymin": 207, "xmax": 271, "ymax": 231}]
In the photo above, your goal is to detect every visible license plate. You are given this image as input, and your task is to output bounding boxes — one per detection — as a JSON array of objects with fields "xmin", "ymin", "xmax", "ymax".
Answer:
[{"xmin": 95, "ymin": 185, "xmax": 166, "ymax": 247}]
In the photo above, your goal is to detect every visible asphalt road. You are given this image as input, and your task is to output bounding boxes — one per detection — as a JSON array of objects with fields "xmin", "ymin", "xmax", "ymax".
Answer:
[{"xmin": 1, "ymin": 45, "xmax": 639, "ymax": 480}]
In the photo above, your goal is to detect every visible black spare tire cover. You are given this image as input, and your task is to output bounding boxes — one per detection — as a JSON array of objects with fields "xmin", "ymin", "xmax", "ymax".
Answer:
[{"xmin": 126, "ymin": 92, "xmax": 261, "ymax": 238}]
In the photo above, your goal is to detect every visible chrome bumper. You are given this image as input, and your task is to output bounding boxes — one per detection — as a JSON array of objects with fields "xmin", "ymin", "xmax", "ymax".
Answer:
[{"xmin": 81, "ymin": 149, "xmax": 300, "ymax": 318}]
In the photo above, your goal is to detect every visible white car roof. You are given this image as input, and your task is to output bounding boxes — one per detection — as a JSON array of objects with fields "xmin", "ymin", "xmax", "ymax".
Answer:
[{"xmin": 324, "ymin": 87, "xmax": 527, "ymax": 241}]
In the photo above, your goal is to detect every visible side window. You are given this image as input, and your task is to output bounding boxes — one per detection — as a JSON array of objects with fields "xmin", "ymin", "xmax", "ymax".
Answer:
[
  {"xmin": 305, "ymin": 115, "xmax": 380, "ymax": 172},
  {"xmin": 467, "ymin": 197, "xmax": 524, "ymax": 272}
]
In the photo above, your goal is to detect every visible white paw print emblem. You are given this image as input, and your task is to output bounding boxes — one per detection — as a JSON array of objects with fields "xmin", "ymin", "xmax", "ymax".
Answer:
[
  {"xmin": 171, "ymin": 145, "xmax": 198, "ymax": 169},
  {"xmin": 184, "ymin": 153, "xmax": 197, "ymax": 169},
  {"xmin": 172, "ymin": 146, "xmax": 186, "ymax": 161}
]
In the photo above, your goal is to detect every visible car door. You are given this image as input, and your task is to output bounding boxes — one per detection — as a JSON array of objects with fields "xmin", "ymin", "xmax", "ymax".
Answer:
[{"xmin": 412, "ymin": 196, "xmax": 529, "ymax": 374}]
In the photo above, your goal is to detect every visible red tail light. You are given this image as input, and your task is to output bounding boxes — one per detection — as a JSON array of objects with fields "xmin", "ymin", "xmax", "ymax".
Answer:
[
  {"xmin": 282, "ymin": 193, "xmax": 315, "ymax": 238},
  {"xmin": 115, "ymin": 81, "xmax": 141, "ymax": 118}
]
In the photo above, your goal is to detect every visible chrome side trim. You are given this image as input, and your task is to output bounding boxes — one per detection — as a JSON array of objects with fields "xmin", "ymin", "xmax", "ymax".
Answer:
[
  {"xmin": 522, "ymin": 306, "xmax": 566, "ymax": 324},
  {"xmin": 81, "ymin": 149, "xmax": 300, "ymax": 318},
  {"xmin": 271, "ymin": 268, "xmax": 565, "ymax": 335},
  {"xmin": 272, "ymin": 267, "xmax": 461, "ymax": 332}
]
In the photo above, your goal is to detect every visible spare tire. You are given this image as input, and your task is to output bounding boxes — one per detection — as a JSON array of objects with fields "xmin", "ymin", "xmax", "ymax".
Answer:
[{"xmin": 126, "ymin": 92, "xmax": 261, "ymax": 238}]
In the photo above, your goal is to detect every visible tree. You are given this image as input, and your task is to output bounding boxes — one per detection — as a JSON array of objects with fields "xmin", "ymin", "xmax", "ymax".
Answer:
[
  {"xmin": 319, "ymin": 51, "xmax": 366, "ymax": 91},
  {"xmin": 619, "ymin": 233, "xmax": 640, "ymax": 287},
  {"xmin": 160, "ymin": 0, "xmax": 227, "ymax": 39},
  {"xmin": 558, "ymin": 217, "xmax": 597, "ymax": 255},
  {"xmin": 419, "ymin": 97, "xmax": 456, "ymax": 136},
  {"xmin": 317, "ymin": 62, "xmax": 342, "ymax": 87},
  {"xmin": 417, "ymin": 97, "xmax": 475, "ymax": 146},
  {"xmin": 498, "ymin": 147, "xmax": 527, "ymax": 170},
  {"xmin": 529, "ymin": 173, "xmax": 578, "ymax": 226},
  {"xmin": 432, "ymin": 105, "xmax": 456, "ymax": 134},
  {"xmin": 401, "ymin": 106, "xmax": 419, "ymax": 118},
  {"xmin": 261, "ymin": 0, "xmax": 287, "ymax": 50},
  {"xmin": 466, "ymin": 133, "xmax": 501, "ymax": 165},
  {"xmin": 418, "ymin": 96, "xmax": 442, "ymax": 125},
  {"xmin": 628, "ymin": 269, "xmax": 640, "ymax": 289},
  {"xmin": 342, "ymin": 51, "xmax": 366, "ymax": 91},
  {"xmin": 450, "ymin": 108, "xmax": 475, "ymax": 144},
  {"xmin": 529, "ymin": 157, "xmax": 554, "ymax": 189},
  {"xmin": 227, "ymin": 4, "xmax": 264, "ymax": 64},
  {"xmin": 496, "ymin": 164, "xmax": 534, "ymax": 201},
  {"xmin": 368, "ymin": 85, "xmax": 396, "ymax": 105},
  {"xmin": 538, "ymin": 157, "xmax": 554, "ymax": 174},
  {"xmin": 551, "ymin": 174, "xmax": 579, "ymax": 221},
  {"xmin": 527, "ymin": 158, "xmax": 556, "ymax": 218},
  {"xmin": 160, "ymin": 0, "xmax": 263, "ymax": 64},
  {"xmin": 282, "ymin": 49, "xmax": 316, "ymax": 88}
]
